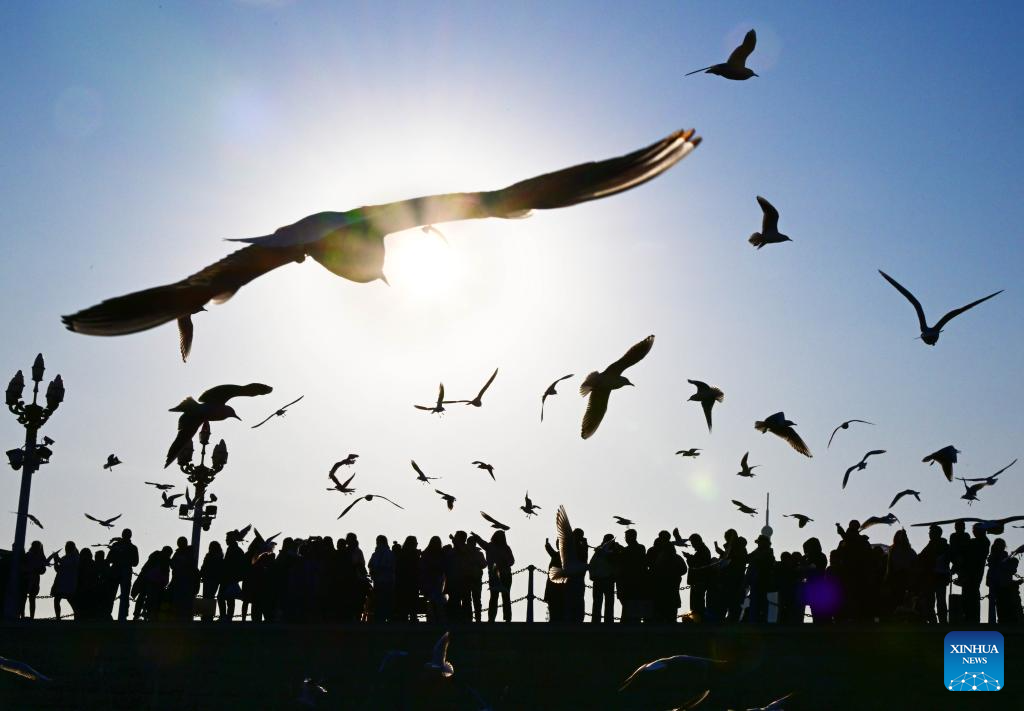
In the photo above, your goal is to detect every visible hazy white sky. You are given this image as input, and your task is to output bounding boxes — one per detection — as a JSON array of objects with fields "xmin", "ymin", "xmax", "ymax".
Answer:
[{"xmin": 1, "ymin": 2, "xmax": 1021, "ymax": 618}]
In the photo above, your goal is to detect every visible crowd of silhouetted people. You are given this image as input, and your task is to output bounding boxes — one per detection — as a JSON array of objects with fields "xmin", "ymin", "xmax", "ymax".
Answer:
[{"xmin": 6, "ymin": 518, "xmax": 1022, "ymax": 625}]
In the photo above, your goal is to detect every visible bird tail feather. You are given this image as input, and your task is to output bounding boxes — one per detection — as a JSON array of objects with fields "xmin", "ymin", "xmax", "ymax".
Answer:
[
  {"xmin": 754, "ymin": 420, "xmax": 768, "ymax": 433},
  {"xmin": 748, "ymin": 232, "xmax": 765, "ymax": 248},
  {"xmin": 168, "ymin": 397, "xmax": 199, "ymax": 413}
]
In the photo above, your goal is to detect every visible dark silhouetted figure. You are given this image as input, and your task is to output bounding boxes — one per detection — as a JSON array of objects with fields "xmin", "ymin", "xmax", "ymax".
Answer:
[
  {"xmin": 686, "ymin": 29, "xmax": 758, "ymax": 80},
  {"xmin": 682, "ymin": 533, "xmax": 712, "ymax": 621},
  {"xmin": 959, "ymin": 524, "xmax": 990, "ymax": 623},
  {"xmin": 540, "ymin": 373, "xmax": 573, "ymax": 421},
  {"xmin": 748, "ymin": 196, "xmax": 791, "ymax": 249},
  {"xmin": 450, "ymin": 367, "xmax": 498, "ymax": 407},
  {"xmin": 918, "ymin": 524, "xmax": 951, "ymax": 623},
  {"xmin": 746, "ymin": 535, "xmax": 775, "ymax": 623},
  {"xmin": 165, "ymin": 383, "xmax": 273, "ymax": 466},
  {"xmin": 107, "ymin": 528, "xmax": 139, "ymax": 621},
  {"xmin": 579, "ymin": 335, "xmax": 655, "ymax": 439},
  {"xmin": 878, "ymin": 269, "xmax": 1002, "ymax": 346},
  {"xmin": 589, "ymin": 534, "xmax": 616, "ymax": 623},
  {"xmin": 369, "ymin": 534, "xmax": 396, "ymax": 622},
  {"xmin": 251, "ymin": 395, "xmax": 304, "ymax": 429},
  {"xmin": 615, "ymin": 529, "xmax": 648, "ymax": 624},
  {"xmin": 754, "ymin": 412, "xmax": 812, "ymax": 457},
  {"xmin": 687, "ymin": 379, "xmax": 724, "ymax": 432},
  {"xmin": 649, "ymin": 531, "xmax": 686, "ymax": 623},
  {"xmin": 827, "ymin": 419, "xmax": 874, "ymax": 448}
]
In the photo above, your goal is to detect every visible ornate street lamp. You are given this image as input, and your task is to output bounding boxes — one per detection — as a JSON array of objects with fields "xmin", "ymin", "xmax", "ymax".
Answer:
[
  {"xmin": 176, "ymin": 421, "xmax": 227, "ymax": 566},
  {"xmin": 3, "ymin": 354, "xmax": 63, "ymax": 619}
]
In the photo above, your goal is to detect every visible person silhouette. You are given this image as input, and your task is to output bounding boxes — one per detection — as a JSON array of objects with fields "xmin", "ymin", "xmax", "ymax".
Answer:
[
  {"xmin": 918, "ymin": 524, "xmax": 951, "ymax": 624},
  {"xmin": 588, "ymin": 534, "xmax": 616, "ymax": 623},
  {"xmin": 20, "ymin": 541, "xmax": 47, "ymax": 619},
  {"xmin": 108, "ymin": 528, "xmax": 139, "ymax": 622},
  {"xmin": 49, "ymin": 541, "xmax": 79, "ymax": 620},
  {"xmin": 368, "ymin": 534, "xmax": 396, "ymax": 623}
]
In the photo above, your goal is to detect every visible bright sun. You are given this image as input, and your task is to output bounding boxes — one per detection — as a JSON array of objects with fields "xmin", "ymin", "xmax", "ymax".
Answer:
[{"xmin": 383, "ymin": 228, "xmax": 466, "ymax": 299}]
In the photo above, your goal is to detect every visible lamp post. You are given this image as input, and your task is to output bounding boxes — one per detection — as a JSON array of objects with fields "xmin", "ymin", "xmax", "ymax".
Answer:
[
  {"xmin": 4, "ymin": 354, "xmax": 63, "ymax": 620},
  {"xmin": 175, "ymin": 421, "xmax": 226, "ymax": 567}
]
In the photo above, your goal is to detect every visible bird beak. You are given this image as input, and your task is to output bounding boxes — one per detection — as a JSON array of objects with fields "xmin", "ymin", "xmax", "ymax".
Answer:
[
  {"xmin": 752, "ymin": 72, "xmax": 759, "ymax": 77},
  {"xmin": 231, "ymin": 414, "xmax": 241, "ymax": 421},
  {"xmin": 379, "ymin": 274, "xmax": 390, "ymax": 286}
]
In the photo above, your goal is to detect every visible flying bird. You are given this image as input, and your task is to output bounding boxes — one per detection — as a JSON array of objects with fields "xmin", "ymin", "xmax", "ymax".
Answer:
[
  {"xmin": 580, "ymin": 335, "xmax": 655, "ymax": 439},
  {"xmin": 327, "ymin": 470, "xmax": 356, "ymax": 495},
  {"xmin": 889, "ymin": 489, "xmax": 921, "ymax": 509},
  {"xmin": 687, "ymin": 379, "xmax": 724, "ymax": 432},
  {"xmin": 471, "ymin": 460, "xmax": 495, "ymax": 480},
  {"xmin": 878, "ymin": 270, "xmax": 1003, "ymax": 346},
  {"xmin": 450, "ymin": 367, "xmax": 499, "ymax": 407},
  {"xmin": 520, "ymin": 492, "xmax": 541, "ymax": 517},
  {"xmin": 337, "ymin": 494, "xmax": 404, "ymax": 519},
  {"xmin": 540, "ymin": 373, "xmax": 574, "ymax": 421},
  {"xmin": 10, "ymin": 511, "xmax": 43, "ymax": 529},
  {"xmin": 62, "ymin": 129, "xmax": 701, "ymax": 357},
  {"xmin": 754, "ymin": 412, "xmax": 812, "ymax": 457},
  {"xmin": 480, "ymin": 511, "xmax": 510, "ymax": 531},
  {"xmin": 329, "ymin": 454, "xmax": 359, "ymax": 474},
  {"xmin": 737, "ymin": 451, "xmax": 759, "ymax": 478},
  {"xmin": 676, "ymin": 448, "xmax": 701, "ymax": 458},
  {"xmin": 748, "ymin": 196, "xmax": 791, "ymax": 249},
  {"xmin": 912, "ymin": 515, "xmax": 1024, "ymax": 535},
  {"xmin": 618, "ymin": 654, "xmax": 724, "ymax": 696},
  {"xmin": 746, "ymin": 692, "xmax": 796, "ymax": 711},
  {"xmin": 549, "ymin": 505, "xmax": 587, "ymax": 582},
  {"xmin": 228, "ymin": 524, "xmax": 252, "ymax": 541},
  {"xmin": 842, "ymin": 450, "xmax": 886, "ymax": 489},
  {"xmin": 860, "ymin": 513, "xmax": 899, "ymax": 531},
  {"xmin": 414, "ymin": 383, "xmax": 449, "ymax": 415},
  {"xmin": 144, "ymin": 481, "xmax": 175, "ymax": 490},
  {"xmin": 0, "ymin": 655, "xmax": 52, "ymax": 682},
  {"xmin": 957, "ymin": 458, "xmax": 1017, "ymax": 486},
  {"xmin": 784, "ymin": 514, "xmax": 813, "ymax": 528},
  {"xmin": 827, "ymin": 419, "xmax": 874, "ymax": 448},
  {"xmin": 251, "ymin": 395, "xmax": 304, "ymax": 429},
  {"xmin": 103, "ymin": 454, "xmax": 121, "ymax": 470},
  {"xmin": 85, "ymin": 513, "xmax": 122, "ymax": 528},
  {"xmin": 613, "ymin": 515, "xmax": 636, "ymax": 527},
  {"xmin": 435, "ymin": 489, "xmax": 456, "ymax": 511},
  {"xmin": 160, "ymin": 491, "xmax": 183, "ymax": 509},
  {"xmin": 923, "ymin": 445, "xmax": 960, "ymax": 482},
  {"xmin": 252, "ymin": 528, "xmax": 282, "ymax": 552},
  {"xmin": 686, "ymin": 28, "xmax": 758, "ymax": 80},
  {"xmin": 165, "ymin": 383, "xmax": 273, "ymax": 467},
  {"xmin": 732, "ymin": 500, "xmax": 757, "ymax": 516},
  {"xmin": 425, "ymin": 631, "xmax": 455, "ymax": 678},
  {"xmin": 411, "ymin": 460, "xmax": 439, "ymax": 484},
  {"xmin": 960, "ymin": 480, "xmax": 992, "ymax": 505}
]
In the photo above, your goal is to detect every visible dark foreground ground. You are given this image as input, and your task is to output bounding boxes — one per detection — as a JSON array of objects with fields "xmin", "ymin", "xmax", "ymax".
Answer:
[{"xmin": 1, "ymin": 623, "xmax": 1020, "ymax": 709}]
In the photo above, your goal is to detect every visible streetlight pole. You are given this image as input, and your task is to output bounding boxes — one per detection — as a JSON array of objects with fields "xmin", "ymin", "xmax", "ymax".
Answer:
[
  {"xmin": 4, "ymin": 354, "xmax": 63, "ymax": 620},
  {"xmin": 175, "ymin": 421, "xmax": 226, "ymax": 567}
]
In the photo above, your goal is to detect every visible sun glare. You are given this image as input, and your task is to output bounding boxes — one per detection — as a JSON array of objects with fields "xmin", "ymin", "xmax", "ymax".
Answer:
[{"xmin": 384, "ymin": 229, "xmax": 466, "ymax": 299}]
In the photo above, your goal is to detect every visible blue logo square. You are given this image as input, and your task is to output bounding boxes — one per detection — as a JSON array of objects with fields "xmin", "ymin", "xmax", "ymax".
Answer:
[{"xmin": 945, "ymin": 631, "xmax": 1004, "ymax": 691}]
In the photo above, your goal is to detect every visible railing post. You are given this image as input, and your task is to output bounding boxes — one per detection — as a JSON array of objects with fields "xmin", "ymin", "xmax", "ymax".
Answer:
[{"xmin": 526, "ymin": 564, "xmax": 535, "ymax": 623}]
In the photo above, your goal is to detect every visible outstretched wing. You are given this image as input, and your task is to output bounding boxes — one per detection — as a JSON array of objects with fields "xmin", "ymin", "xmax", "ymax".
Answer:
[
  {"xmin": 337, "ymin": 497, "xmax": 365, "ymax": 519},
  {"xmin": 480, "ymin": 511, "xmax": 507, "ymax": 529},
  {"xmin": 934, "ymin": 289, "xmax": 1004, "ymax": 331},
  {"xmin": 476, "ymin": 367, "xmax": 499, "ymax": 399},
  {"xmin": 879, "ymin": 270, "xmax": 928, "ymax": 333},
  {"xmin": 411, "ymin": 460, "xmax": 426, "ymax": 479},
  {"xmin": 375, "ymin": 495, "xmax": 404, "ymax": 510},
  {"xmin": 842, "ymin": 464, "xmax": 856, "ymax": 489},
  {"xmin": 727, "ymin": 29, "xmax": 757, "ymax": 67},
  {"xmin": 0, "ymin": 655, "xmax": 52, "ymax": 682},
  {"xmin": 608, "ymin": 335, "xmax": 655, "ymax": 375},
  {"xmin": 756, "ymin": 195, "xmax": 779, "ymax": 233},
  {"xmin": 177, "ymin": 316, "xmax": 194, "ymax": 363},
  {"xmin": 581, "ymin": 389, "xmax": 610, "ymax": 440},
  {"xmin": 199, "ymin": 382, "xmax": 274, "ymax": 404},
  {"xmin": 62, "ymin": 245, "xmax": 302, "ymax": 337},
  {"xmin": 556, "ymin": 505, "xmax": 576, "ymax": 575},
  {"xmin": 84, "ymin": 513, "xmax": 100, "ymax": 523},
  {"xmin": 780, "ymin": 426, "xmax": 813, "ymax": 458},
  {"xmin": 910, "ymin": 517, "xmax": 981, "ymax": 527}
]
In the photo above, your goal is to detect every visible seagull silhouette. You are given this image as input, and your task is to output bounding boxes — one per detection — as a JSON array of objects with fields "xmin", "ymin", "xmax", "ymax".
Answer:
[
  {"xmin": 62, "ymin": 129, "xmax": 701, "ymax": 357},
  {"xmin": 580, "ymin": 335, "xmax": 655, "ymax": 439},
  {"xmin": 103, "ymin": 454, "xmax": 121, "ymax": 470},
  {"xmin": 540, "ymin": 373, "xmax": 574, "ymax": 421},
  {"xmin": 748, "ymin": 196, "xmax": 791, "ymax": 249},
  {"xmin": 618, "ymin": 654, "xmax": 724, "ymax": 695},
  {"xmin": 327, "ymin": 469, "xmax": 356, "ymax": 495},
  {"xmin": 842, "ymin": 450, "xmax": 886, "ymax": 489},
  {"xmin": 85, "ymin": 513, "xmax": 122, "ymax": 528},
  {"xmin": 912, "ymin": 515, "xmax": 1024, "ymax": 535},
  {"xmin": 878, "ymin": 270, "xmax": 1003, "ymax": 346},
  {"xmin": 520, "ymin": 492, "xmax": 541, "ymax": 517},
  {"xmin": 165, "ymin": 383, "xmax": 273, "ymax": 467},
  {"xmin": 0, "ymin": 655, "xmax": 52, "ymax": 682},
  {"xmin": 228, "ymin": 524, "xmax": 252, "ymax": 541},
  {"xmin": 827, "ymin": 419, "xmax": 874, "ymax": 448},
  {"xmin": 754, "ymin": 412, "xmax": 812, "ymax": 457},
  {"xmin": 160, "ymin": 491, "xmax": 183, "ymax": 509},
  {"xmin": 732, "ymin": 500, "xmax": 757, "ymax": 516},
  {"xmin": 613, "ymin": 515, "xmax": 635, "ymax": 527},
  {"xmin": 923, "ymin": 445, "xmax": 960, "ymax": 482},
  {"xmin": 10, "ymin": 511, "xmax": 43, "ymax": 529},
  {"xmin": 957, "ymin": 458, "xmax": 1017, "ymax": 486},
  {"xmin": 686, "ymin": 28, "xmax": 758, "ymax": 79},
  {"xmin": 450, "ymin": 367, "xmax": 498, "ymax": 407},
  {"xmin": 425, "ymin": 631, "xmax": 455, "ymax": 678},
  {"xmin": 471, "ymin": 460, "xmax": 495, "ymax": 480},
  {"xmin": 737, "ymin": 451, "xmax": 759, "ymax": 477},
  {"xmin": 252, "ymin": 528, "xmax": 282, "ymax": 552},
  {"xmin": 960, "ymin": 480, "xmax": 992, "ymax": 505},
  {"xmin": 784, "ymin": 513, "xmax": 813, "ymax": 528},
  {"xmin": 889, "ymin": 489, "xmax": 921, "ymax": 508},
  {"xmin": 337, "ymin": 494, "xmax": 404, "ymax": 519},
  {"xmin": 411, "ymin": 460, "xmax": 440, "ymax": 484},
  {"xmin": 676, "ymin": 448, "xmax": 701, "ymax": 458},
  {"xmin": 414, "ymin": 383, "xmax": 449, "ymax": 415},
  {"xmin": 687, "ymin": 379, "xmax": 724, "ymax": 432},
  {"xmin": 329, "ymin": 454, "xmax": 359, "ymax": 474},
  {"xmin": 746, "ymin": 692, "xmax": 796, "ymax": 711},
  {"xmin": 251, "ymin": 395, "xmax": 304, "ymax": 429},
  {"xmin": 548, "ymin": 505, "xmax": 587, "ymax": 582},
  {"xmin": 860, "ymin": 513, "xmax": 899, "ymax": 531},
  {"xmin": 435, "ymin": 489, "xmax": 456, "ymax": 511},
  {"xmin": 480, "ymin": 511, "xmax": 510, "ymax": 531},
  {"xmin": 144, "ymin": 481, "xmax": 175, "ymax": 490}
]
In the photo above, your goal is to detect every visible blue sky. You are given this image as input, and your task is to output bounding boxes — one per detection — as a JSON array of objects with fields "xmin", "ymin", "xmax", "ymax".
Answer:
[{"xmin": 1, "ymin": 2, "xmax": 1022, "ymax": 619}]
